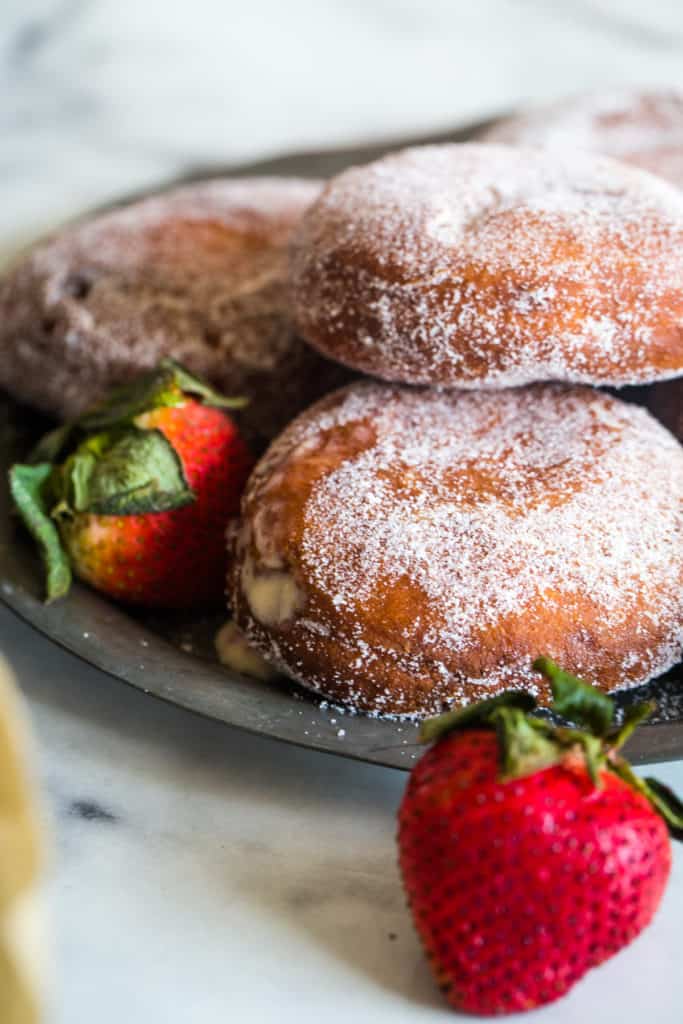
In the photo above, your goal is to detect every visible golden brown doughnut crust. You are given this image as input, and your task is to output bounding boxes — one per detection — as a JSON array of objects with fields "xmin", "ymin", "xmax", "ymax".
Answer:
[
  {"xmin": 290, "ymin": 143, "xmax": 683, "ymax": 389},
  {"xmin": 481, "ymin": 90, "xmax": 683, "ymax": 190},
  {"xmin": 230, "ymin": 381, "xmax": 683, "ymax": 717},
  {"xmin": 0, "ymin": 177, "xmax": 351, "ymax": 449}
]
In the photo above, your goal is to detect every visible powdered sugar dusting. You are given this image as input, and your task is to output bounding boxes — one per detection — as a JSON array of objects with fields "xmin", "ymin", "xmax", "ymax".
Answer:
[
  {"xmin": 291, "ymin": 143, "xmax": 683, "ymax": 389},
  {"xmin": 302, "ymin": 385, "xmax": 681, "ymax": 658},
  {"xmin": 482, "ymin": 90, "xmax": 683, "ymax": 189},
  {"xmin": 234, "ymin": 382, "xmax": 683, "ymax": 717},
  {"xmin": 0, "ymin": 176, "xmax": 357, "ymax": 449},
  {"xmin": 66, "ymin": 176, "xmax": 322, "ymax": 250}
]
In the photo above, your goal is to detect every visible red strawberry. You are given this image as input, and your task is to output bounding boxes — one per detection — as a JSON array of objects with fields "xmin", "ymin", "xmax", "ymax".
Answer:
[
  {"xmin": 398, "ymin": 659, "xmax": 683, "ymax": 1016},
  {"xmin": 10, "ymin": 360, "xmax": 253, "ymax": 608}
]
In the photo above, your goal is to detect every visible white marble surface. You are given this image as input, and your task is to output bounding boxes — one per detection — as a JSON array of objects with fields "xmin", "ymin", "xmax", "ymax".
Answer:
[
  {"xmin": 1, "ymin": 1, "xmax": 683, "ymax": 1020},
  {"xmin": 4, "ymin": 0, "xmax": 683, "ymax": 242},
  {"xmin": 2, "ymin": 605, "xmax": 682, "ymax": 1024}
]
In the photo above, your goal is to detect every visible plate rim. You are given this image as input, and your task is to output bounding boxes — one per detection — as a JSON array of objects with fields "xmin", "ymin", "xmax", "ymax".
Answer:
[{"xmin": 1, "ymin": 118, "xmax": 682, "ymax": 769}]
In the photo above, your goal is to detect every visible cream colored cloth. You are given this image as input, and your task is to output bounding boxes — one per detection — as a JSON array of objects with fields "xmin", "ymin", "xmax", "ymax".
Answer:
[{"xmin": 0, "ymin": 659, "xmax": 45, "ymax": 1024}]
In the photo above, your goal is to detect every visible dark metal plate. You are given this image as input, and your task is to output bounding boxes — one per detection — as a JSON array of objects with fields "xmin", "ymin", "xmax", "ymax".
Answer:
[{"xmin": 1, "ymin": 123, "xmax": 682, "ymax": 768}]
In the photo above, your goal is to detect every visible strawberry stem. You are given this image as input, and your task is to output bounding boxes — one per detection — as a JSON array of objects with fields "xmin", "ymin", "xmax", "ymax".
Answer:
[
  {"xmin": 418, "ymin": 657, "xmax": 683, "ymax": 839},
  {"xmin": 418, "ymin": 691, "xmax": 536, "ymax": 744},
  {"xmin": 532, "ymin": 657, "xmax": 614, "ymax": 735},
  {"xmin": 490, "ymin": 707, "xmax": 559, "ymax": 780},
  {"xmin": 29, "ymin": 358, "xmax": 248, "ymax": 465}
]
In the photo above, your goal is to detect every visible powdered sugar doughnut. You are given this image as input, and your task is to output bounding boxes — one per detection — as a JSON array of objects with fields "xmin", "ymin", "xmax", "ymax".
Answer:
[
  {"xmin": 0, "ymin": 177, "xmax": 351, "ymax": 449},
  {"xmin": 290, "ymin": 144, "xmax": 683, "ymax": 389},
  {"xmin": 482, "ymin": 90, "xmax": 683, "ymax": 189},
  {"xmin": 230, "ymin": 381, "xmax": 683, "ymax": 717}
]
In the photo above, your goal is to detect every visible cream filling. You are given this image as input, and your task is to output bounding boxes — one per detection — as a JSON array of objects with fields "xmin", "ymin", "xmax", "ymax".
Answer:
[
  {"xmin": 240, "ymin": 554, "xmax": 305, "ymax": 628},
  {"xmin": 214, "ymin": 621, "xmax": 277, "ymax": 681}
]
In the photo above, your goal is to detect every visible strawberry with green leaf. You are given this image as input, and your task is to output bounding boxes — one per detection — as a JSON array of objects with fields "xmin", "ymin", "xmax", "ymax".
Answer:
[
  {"xmin": 10, "ymin": 360, "xmax": 253, "ymax": 608},
  {"xmin": 398, "ymin": 658, "xmax": 683, "ymax": 1016}
]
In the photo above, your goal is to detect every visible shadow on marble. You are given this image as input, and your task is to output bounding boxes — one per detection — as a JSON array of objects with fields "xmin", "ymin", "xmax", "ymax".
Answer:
[
  {"xmin": 1, "ymin": 605, "xmax": 454, "ymax": 1010},
  {"xmin": 1, "ymin": 607, "xmax": 452, "ymax": 1012},
  {"xmin": 3, "ymin": 605, "xmax": 682, "ymax": 1022},
  {"xmin": 236, "ymin": 851, "xmax": 445, "ymax": 1012}
]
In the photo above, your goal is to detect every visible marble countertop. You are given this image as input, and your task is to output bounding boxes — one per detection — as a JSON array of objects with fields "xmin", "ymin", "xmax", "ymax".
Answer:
[
  {"xmin": 1, "ymin": 1, "xmax": 683, "ymax": 1020},
  {"xmin": 5, "ymin": 0, "xmax": 683, "ymax": 244},
  {"xmin": 4, "ymin": 605, "xmax": 682, "ymax": 1024}
]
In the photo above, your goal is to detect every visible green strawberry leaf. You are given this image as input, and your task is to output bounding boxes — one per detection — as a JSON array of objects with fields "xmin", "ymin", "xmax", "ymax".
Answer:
[
  {"xmin": 641, "ymin": 778, "xmax": 683, "ymax": 841},
  {"xmin": 27, "ymin": 360, "xmax": 247, "ymax": 478},
  {"xmin": 419, "ymin": 691, "xmax": 537, "ymax": 744},
  {"xmin": 552, "ymin": 727, "xmax": 606, "ymax": 785},
  {"xmin": 490, "ymin": 707, "xmax": 560, "ymax": 780},
  {"xmin": 79, "ymin": 358, "xmax": 246, "ymax": 433},
  {"xmin": 533, "ymin": 656, "xmax": 614, "ymax": 736},
  {"xmin": 164, "ymin": 359, "xmax": 248, "ymax": 410},
  {"xmin": 66, "ymin": 450, "xmax": 97, "ymax": 511},
  {"xmin": 59, "ymin": 427, "xmax": 195, "ymax": 516},
  {"xmin": 419, "ymin": 660, "xmax": 683, "ymax": 816},
  {"xmin": 8, "ymin": 463, "xmax": 71, "ymax": 601},
  {"xmin": 28, "ymin": 423, "xmax": 74, "ymax": 465},
  {"xmin": 78, "ymin": 364, "xmax": 185, "ymax": 432},
  {"xmin": 610, "ymin": 760, "xmax": 683, "ymax": 841}
]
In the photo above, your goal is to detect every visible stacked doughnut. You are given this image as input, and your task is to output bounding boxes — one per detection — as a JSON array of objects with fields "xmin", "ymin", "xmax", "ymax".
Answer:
[
  {"xmin": 2, "ymin": 93, "xmax": 682, "ymax": 716},
  {"xmin": 481, "ymin": 88, "xmax": 683, "ymax": 444},
  {"xmin": 231, "ymin": 117, "xmax": 683, "ymax": 714}
]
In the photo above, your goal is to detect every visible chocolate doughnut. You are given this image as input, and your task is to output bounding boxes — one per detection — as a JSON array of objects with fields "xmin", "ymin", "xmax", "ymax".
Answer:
[
  {"xmin": 0, "ymin": 177, "xmax": 351, "ymax": 449},
  {"xmin": 290, "ymin": 144, "xmax": 683, "ymax": 389},
  {"xmin": 482, "ymin": 90, "xmax": 683, "ymax": 189},
  {"xmin": 230, "ymin": 381, "xmax": 683, "ymax": 717}
]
